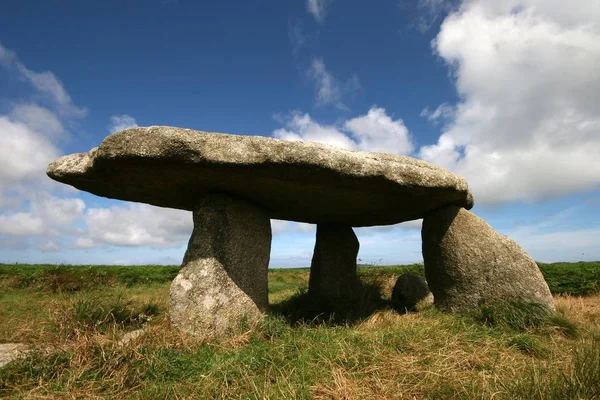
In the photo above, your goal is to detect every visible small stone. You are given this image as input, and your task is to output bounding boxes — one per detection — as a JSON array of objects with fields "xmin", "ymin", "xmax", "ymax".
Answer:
[
  {"xmin": 422, "ymin": 206, "xmax": 555, "ymax": 312},
  {"xmin": 118, "ymin": 329, "xmax": 146, "ymax": 346},
  {"xmin": 308, "ymin": 224, "xmax": 362, "ymax": 302},
  {"xmin": 0, "ymin": 343, "xmax": 29, "ymax": 368},
  {"xmin": 169, "ymin": 193, "xmax": 271, "ymax": 338},
  {"xmin": 391, "ymin": 272, "xmax": 430, "ymax": 313}
]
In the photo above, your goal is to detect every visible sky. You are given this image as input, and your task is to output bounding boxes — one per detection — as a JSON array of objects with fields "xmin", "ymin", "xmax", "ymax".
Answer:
[{"xmin": 0, "ymin": 0, "xmax": 599, "ymax": 267}]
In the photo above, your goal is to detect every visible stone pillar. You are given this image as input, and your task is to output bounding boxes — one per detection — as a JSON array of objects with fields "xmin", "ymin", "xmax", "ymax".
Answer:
[
  {"xmin": 308, "ymin": 224, "xmax": 362, "ymax": 302},
  {"xmin": 169, "ymin": 193, "xmax": 271, "ymax": 338},
  {"xmin": 422, "ymin": 205, "xmax": 554, "ymax": 312}
]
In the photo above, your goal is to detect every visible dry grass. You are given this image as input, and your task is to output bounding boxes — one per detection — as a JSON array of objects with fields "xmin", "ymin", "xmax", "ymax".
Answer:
[
  {"xmin": 555, "ymin": 294, "xmax": 600, "ymax": 327},
  {"xmin": 1, "ymin": 281, "xmax": 599, "ymax": 399}
]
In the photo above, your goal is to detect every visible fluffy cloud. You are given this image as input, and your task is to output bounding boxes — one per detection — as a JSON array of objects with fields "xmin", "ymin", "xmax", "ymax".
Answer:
[
  {"xmin": 0, "ymin": 115, "xmax": 61, "ymax": 188},
  {"xmin": 0, "ymin": 43, "xmax": 89, "ymax": 251},
  {"xmin": 9, "ymin": 104, "xmax": 65, "ymax": 138},
  {"xmin": 76, "ymin": 204, "xmax": 192, "ymax": 249},
  {"xmin": 306, "ymin": 0, "xmax": 331, "ymax": 23},
  {"xmin": 274, "ymin": 112, "xmax": 356, "ymax": 149},
  {"xmin": 109, "ymin": 114, "xmax": 138, "ymax": 133},
  {"xmin": 31, "ymin": 195, "xmax": 85, "ymax": 227},
  {"xmin": 346, "ymin": 106, "xmax": 414, "ymax": 154},
  {"xmin": 273, "ymin": 106, "xmax": 413, "ymax": 155},
  {"xmin": 0, "ymin": 212, "xmax": 45, "ymax": 236},
  {"xmin": 420, "ymin": 0, "xmax": 600, "ymax": 204},
  {"xmin": 307, "ymin": 58, "xmax": 359, "ymax": 110}
]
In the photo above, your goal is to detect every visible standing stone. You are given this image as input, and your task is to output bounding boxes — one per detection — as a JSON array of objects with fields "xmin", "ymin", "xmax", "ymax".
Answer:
[
  {"xmin": 169, "ymin": 193, "xmax": 271, "ymax": 338},
  {"xmin": 391, "ymin": 272, "xmax": 430, "ymax": 313},
  {"xmin": 422, "ymin": 206, "xmax": 554, "ymax": 312},
  {"xmin": 308, "ymin": 224, "xmax": 362, "ymax": 302}
]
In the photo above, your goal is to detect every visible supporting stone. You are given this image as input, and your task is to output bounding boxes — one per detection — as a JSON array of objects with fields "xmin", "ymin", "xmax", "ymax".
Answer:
[
  {"xmin": 169, "ymin": 193, "xmax": 271, "ymax": 338},
  {"xmin": 308, "ymin": 224, "xmax": 362, "ymax": 302},
  {"xmin": 422, "ymin": 206, "xmax": 555, "ymax": 312}
]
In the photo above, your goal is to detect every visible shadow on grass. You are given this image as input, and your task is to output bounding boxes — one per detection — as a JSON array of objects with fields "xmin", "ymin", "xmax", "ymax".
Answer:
[{"xmin": 270, "ymin": 282, "xmax": 390, "ymax": 326}]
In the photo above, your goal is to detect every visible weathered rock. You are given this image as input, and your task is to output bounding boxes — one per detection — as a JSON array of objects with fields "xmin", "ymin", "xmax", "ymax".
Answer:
[
  {"xmin": 0, "ymin": 343, "xmax": 29, "ymax": 368},
  {"xmin": 47, "ymin": 126, "xmax": 473, "ymax": 227},
  {"xmin": 391, "ymin": 272, "xmax": 430, "ymax": 313},
  {"xmin": 422, "ymin": 206, "xmax": 555, "ymax": 312},
  {"xmin": 169, "ymin": 193, "xmax": 271, "ymax": 338},
  {"xmin": 118, "ymin": 329, "xmax": 146, "ymax": 346},
  {"xmin": 308, "ymin": 224, "xmax": 362, "ymax": 301}
]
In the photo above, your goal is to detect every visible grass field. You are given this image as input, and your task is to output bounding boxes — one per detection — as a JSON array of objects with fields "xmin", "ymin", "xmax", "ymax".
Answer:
[{"xmin": 1, "ymin": 262, "xmax": 599, "ymax": 399}]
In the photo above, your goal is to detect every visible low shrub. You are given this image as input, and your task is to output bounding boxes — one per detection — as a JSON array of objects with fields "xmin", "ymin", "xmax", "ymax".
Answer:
[{"xmin": 539, "ymin": 261, "xmax": 600, "ymax": 296}]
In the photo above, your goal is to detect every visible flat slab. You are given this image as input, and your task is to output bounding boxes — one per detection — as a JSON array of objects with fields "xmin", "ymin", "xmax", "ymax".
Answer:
[{"xmin": 47, "ymin": 126, "xmax": 473, "ymax": 227}]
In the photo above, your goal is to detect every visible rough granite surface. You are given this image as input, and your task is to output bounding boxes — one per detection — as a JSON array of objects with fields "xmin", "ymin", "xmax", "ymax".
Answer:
[
  {"xmin": 47, "ymin": 126, "xmax": 473, "ymax": 227},
  {"xmin": 391, "ymin": 272, "xmax": 430, "ymax": 313},
  {"xmin": 169, "ymin": 193, "xmax": 271, "ymax": 338},
  {"xmin": 422, "ymin": 206, "xmax": 555, "ymax": 312},
  {"xmin": 308, "ymin": 224, "xmax": 362, "ymax": 301},
  {"xmin": 0, "ymin": 343, "xmax": 29, "ymax": 368}
]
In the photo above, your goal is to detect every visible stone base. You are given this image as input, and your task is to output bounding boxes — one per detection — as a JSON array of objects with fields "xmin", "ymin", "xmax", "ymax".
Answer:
[
  {"xmin": 308, "ymin": 224, "xmax": 362, "ymax": 302},
  {"xmin": 169, "ymin": 193, "xmax": 271, "ymax": 338},
  {"xmin": 422, "ymin": 206, "xmax": 555, "ymax": 312}
]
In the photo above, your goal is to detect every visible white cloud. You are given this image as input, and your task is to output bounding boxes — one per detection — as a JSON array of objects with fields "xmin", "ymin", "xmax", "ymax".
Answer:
[
  {"xmin": 0, "ymin": 212, "xmax": 45, "ymax": 236},
  {"xmin": 420, "ymin": 103, "xmax": 455, "ymax": 122},
  {"xmin": 31, "ymin": 195, "xmax": 85, "ymax": 227},
  {"xmin": 109, "ymin": 114, "xmax": 138, "ymax": 133},
  {"xmin": 271, "ymin": 220, "xmax": 289, "ymax": 235},
  {"xmin": 0, "ymin": 115, "xmax": 61, "ymax": 187},
  {"xmin": 78, "ymin": 204, "xmax": 192, "ymax": 249},
  {"xmin": 420, "ymin": 0, "xmax": 600, "ymax": 205},
  {"xmin": 307, "ymin": 0, "xmax": 331, "ymax": 23},
  {"xmin": 9, "ymin": 104, "xmax": 65, "ymax": 138},
  {"xmin": 15, "ymin": 63, "xmax": 88, "ymax": 117},
  {"xmin": 307, "ymin": 58, "xmax": 359, "ymax": 110},
  {"xmin": 72, "ymin": 237, "xmax": 96, "ymax": 249},
  {"xmin": 38, "ymin": 240, "xmax": 60, "ymax": 252},
  {"xmin": 345, "ymin": 106, "xmax": 413, "ymax": 154},
  {"xmin": 273, "ymin": 111, "xmax": 356, "ymax": 150},
  {"xmin": 503, "ymin": 206, "xmax": 600, "ymax": 261},
  {"xmin": 512, "ymin": 228, "xmax": 600, "ymax": 262},
  {"xmin": 0, "ymin": 42, "xmax": 87, "ymax": 118},
  {"xmin": 273, "ymin": 106, "xmax": 414, "ymax": 155},
  {"xmin": 308, "ymin": 58, "xmax": 341, "ymax": 108}
]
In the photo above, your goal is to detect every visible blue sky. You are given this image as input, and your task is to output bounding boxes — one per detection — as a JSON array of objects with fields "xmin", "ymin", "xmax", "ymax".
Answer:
[{"xmin": 0, "ymin": 0, "xmax": 599, "ymax": 267}]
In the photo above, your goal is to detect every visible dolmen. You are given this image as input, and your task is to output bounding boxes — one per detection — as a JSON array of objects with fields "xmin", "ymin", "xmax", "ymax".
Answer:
[{"xmin": 47, "ymin": 126, "xmax": 554, "ymax": 337}]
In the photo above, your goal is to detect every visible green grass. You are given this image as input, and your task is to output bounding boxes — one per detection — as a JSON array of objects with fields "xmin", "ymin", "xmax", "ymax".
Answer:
[
  {"xmin": 538, "ymin": 261, "xmax": 600, "ymax": 296},
  {"xmin": 0, "ymin": 264, "xmax": 180, "ymax": 291},
  {"xmin": 0, "ymin": 262, "xmax": 599, "ymax": 399},
  {"xmin": 2, "ymin": 261, "xmax": 599, "ymax": 296}
]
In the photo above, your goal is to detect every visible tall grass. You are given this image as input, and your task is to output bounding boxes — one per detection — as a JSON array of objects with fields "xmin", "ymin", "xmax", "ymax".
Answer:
[{"xmin": 508, "ymin": 338, "xmax": 600, "ymax": 399}]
